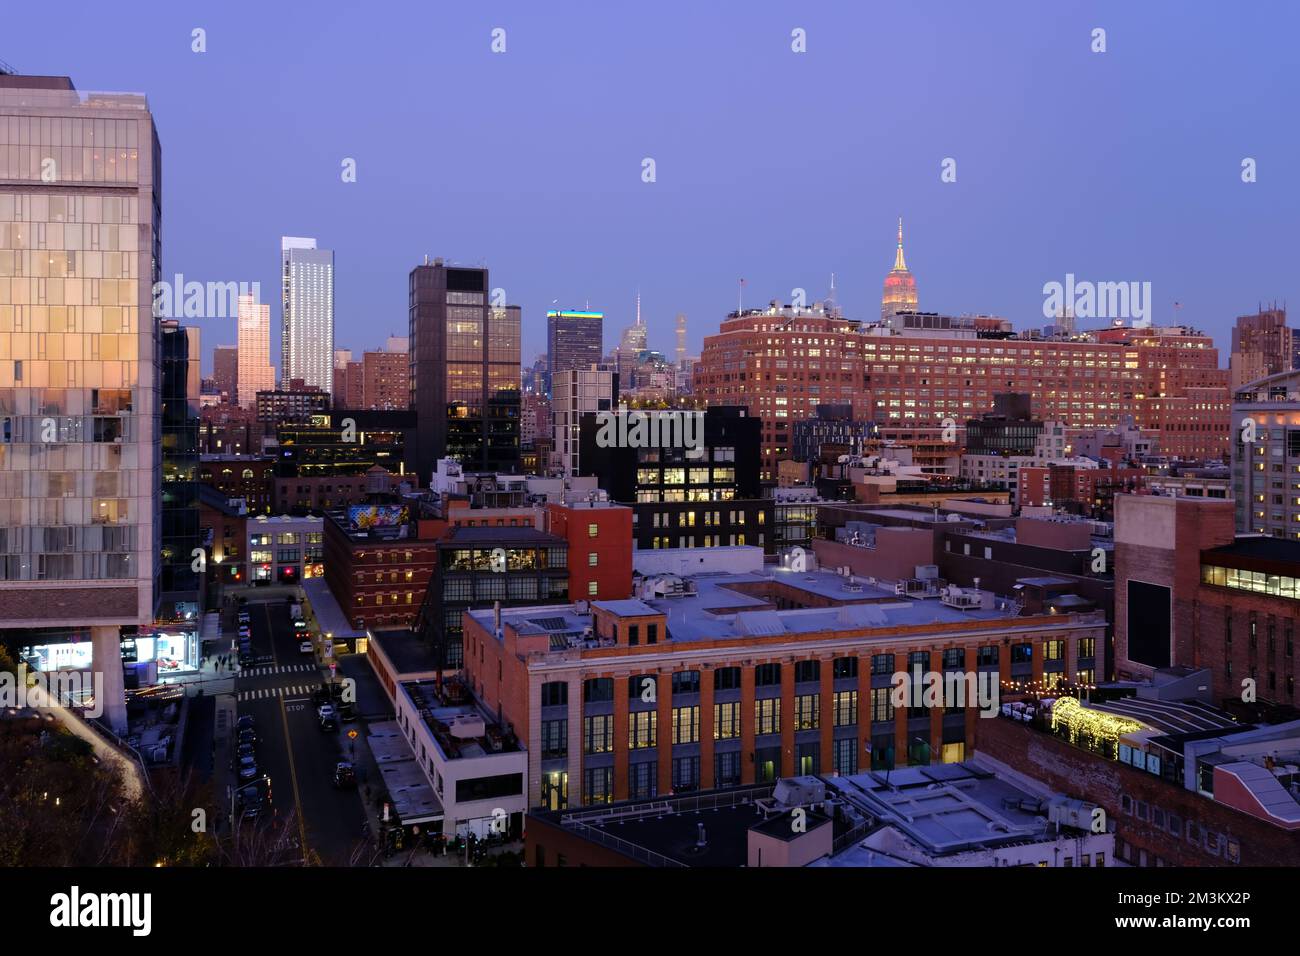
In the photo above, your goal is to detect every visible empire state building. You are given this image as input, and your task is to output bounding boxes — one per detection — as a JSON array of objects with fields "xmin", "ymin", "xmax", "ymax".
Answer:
[{"xmin": 881, "ymin": 218, "xmax": 918, "ymax": 323}]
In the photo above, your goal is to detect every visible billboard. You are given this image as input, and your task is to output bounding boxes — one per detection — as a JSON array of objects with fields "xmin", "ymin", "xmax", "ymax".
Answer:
[{"xmin": 348, "ymin": 505, "xmax": 409, "ymax": 530}]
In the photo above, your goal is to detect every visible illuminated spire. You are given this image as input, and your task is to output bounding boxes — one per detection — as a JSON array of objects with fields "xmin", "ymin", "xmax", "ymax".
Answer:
[{"xmin": 894, "ymin": 217, "xmax": 907, "ymax": 271}]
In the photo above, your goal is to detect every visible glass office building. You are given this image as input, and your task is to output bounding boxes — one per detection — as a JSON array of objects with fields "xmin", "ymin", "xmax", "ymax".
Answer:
[{"xmin": 0, "ymin": 75, "xmax": 163, "ymax": 727}]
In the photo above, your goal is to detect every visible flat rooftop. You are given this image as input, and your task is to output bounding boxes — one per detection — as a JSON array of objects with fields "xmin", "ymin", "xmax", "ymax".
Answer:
[
  {"xmin": 472, "ymin": 566, "xmax": 1054, "ymax": 653},
  {"xmin": 440, "ymin": 526, "xmax": 565, "ymax": 546},
  {"xmin": 400, "ymin": 679, "xmax": 521, "ymax": 760},
  {"xmin": 1203, "ymin": 536, "xmax": 1300, "ymax": 566},
  {"xmin": 369, "ymin": 628, "xmax": 439, "ymax": 675},
  {"xmin": 367, "ymin": 721, "xmax": 443, "ymax": 825}
]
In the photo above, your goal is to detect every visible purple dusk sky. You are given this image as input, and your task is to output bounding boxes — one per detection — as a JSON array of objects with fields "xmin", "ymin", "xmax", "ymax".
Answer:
[{"xmin": 7, "ymin": 0, "xmax": 1299, "ymax": 374}]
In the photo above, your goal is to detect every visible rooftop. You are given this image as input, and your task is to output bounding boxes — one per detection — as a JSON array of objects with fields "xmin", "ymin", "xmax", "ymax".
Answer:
[
  {"xmin": 400, "ymin": 678, "xmax": 521, "ymax": 760},
  {"xmin": 1203, "ymin": 536, "xmax": 1300, "ymax": 566},
  {"xmin": 440, "ymin": 525, "xmax": 565, "ymax": 547},
  {"xmin": 472, "ymin": 565, "xmax": 1070, "ymax": 653}
]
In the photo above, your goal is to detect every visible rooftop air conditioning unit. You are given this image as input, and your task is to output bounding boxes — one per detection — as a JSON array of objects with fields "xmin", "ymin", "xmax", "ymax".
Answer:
[{"xmin": 448, "ymin": 715, "xmax": 486, "ymax": 740}]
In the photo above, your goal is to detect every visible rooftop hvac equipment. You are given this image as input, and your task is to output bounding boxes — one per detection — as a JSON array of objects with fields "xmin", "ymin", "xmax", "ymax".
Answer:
[
  {"xmin": 940, "ymin": 586, "xmax": 982, "ymax": 610},
  {"xmin": 773, "ymin": 777, "xmax": 826, "ymax": 808},
  {"xmin": 447, "ymin": 714, "xmax": 486, "ymax": 740},
  {"xmin": 1048, "ymin": 797, "xmax": 1098, "ymax": 831}
]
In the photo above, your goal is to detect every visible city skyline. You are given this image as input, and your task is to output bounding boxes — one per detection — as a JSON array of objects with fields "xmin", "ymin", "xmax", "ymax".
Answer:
[{"xmin": 6, "ymin": 1, "xmax": 1299, "ymax": 375}]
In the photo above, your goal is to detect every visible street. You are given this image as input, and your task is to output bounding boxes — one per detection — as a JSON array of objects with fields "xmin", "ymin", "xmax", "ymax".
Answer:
[{"xmin": 234, "ymin": 598, "xmax": 370, "ymax": 866}]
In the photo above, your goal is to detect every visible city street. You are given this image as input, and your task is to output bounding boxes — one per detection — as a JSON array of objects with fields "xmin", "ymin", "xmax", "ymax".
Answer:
[{"xmin": 233, "ymin": 598, "xmax": 370, "ymax": 866}]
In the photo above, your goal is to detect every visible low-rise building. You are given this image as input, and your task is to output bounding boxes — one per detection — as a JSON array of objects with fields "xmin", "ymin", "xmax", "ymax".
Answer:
[{"xmin": 459, "ymin": 566, "xmax": 1106, "ymax": 813}]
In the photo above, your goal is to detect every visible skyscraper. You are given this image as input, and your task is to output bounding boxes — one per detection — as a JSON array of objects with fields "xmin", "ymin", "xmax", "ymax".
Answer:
[
  {"xmin": 281, "ymin": 237, "xmax": 334, "ymax": 396},
  {"xmin": 546, "ymin": 310, "xmax": 603, "ymax": 397},
  {"xmin": 212, "ymin": 344, "xmax": 238, "ymax": 403},
  {"xmin": 236, "ymin": 293, "xmax": 274, "ymax": 408},
  {"xmin": 409, "ymin": 260, "xmax": 521, "ymax": 480},
  {"xmin": 1230, "ymin": 304, "xmax": 1291, "ymax": 390},
  {"xmin": 0, "ymin": 74, "xmax": 163, "ymax": 732},
  {"xmin": 552, "ymin": 366, "xmax": 615, "ymax": 476},
  {"xmin": 159, "ymin": 319, "xmax": 201, "ymax": 622},
  {"xmin": 881, "ymin": 217, "xmax": 918, "ymax": 323}
]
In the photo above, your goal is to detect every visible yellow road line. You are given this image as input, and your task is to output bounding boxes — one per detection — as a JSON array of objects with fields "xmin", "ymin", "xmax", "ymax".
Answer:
[{"xmin": 278, "ymin": 695, "xmax": 310, "ymax": 861}]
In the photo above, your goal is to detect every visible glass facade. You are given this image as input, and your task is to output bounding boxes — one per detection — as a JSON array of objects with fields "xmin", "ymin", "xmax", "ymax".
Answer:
[{"xmin": 0, "ymin": 83, "xmax": 160, "ymax": 625}]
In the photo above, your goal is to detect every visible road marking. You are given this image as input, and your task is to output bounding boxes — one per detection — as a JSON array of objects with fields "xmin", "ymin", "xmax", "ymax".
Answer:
[{"xmin": 278, "ymin": 695, "xmax": 310, "ymax": 862}]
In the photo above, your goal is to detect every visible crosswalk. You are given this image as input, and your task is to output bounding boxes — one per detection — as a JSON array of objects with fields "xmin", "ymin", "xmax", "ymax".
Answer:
[
  {"xmin": 237, "ymin": 684, "xmax": 318, "ymax": 702},
  {"xmin": 238, "ymin": 663, "xmax": 319, "ymax": 678}
]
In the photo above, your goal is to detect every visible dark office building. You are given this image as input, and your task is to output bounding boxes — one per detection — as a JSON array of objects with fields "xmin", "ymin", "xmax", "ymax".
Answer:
[
  {"xmin": 546, "ymin": 310, "xmax": 604, "ymax": 397},
  {"xmin": 256, "ymin": 380, "xmax": 330, "ymax": 425},
  {"xmin": 415, "ymin": 526, "xmax": 570, "ymax": 671},
  {"xmin": 160, "ymin": 320, "xmax": 202, "ymax": 618},
  {"xmin": 792, "ymin": 404, "xmax": 879, "ymax": 462},
  {"xmin": 965, "ymin": 392, "xmax": 1042, "ymax": 455},
  {"xmin": 212, "ymin": 345, "xmax": 238, "ymax": 403},
  {"xmin": 409, "ymin": 260, "xmax": 521, "ymax": 481},
  {"xmin": 274, "ymin": 409, "xmax": 415, "ymax": 481},
  {"xmin": 578, "ymin": 405, "xmax": 772, "ymax": 551}
]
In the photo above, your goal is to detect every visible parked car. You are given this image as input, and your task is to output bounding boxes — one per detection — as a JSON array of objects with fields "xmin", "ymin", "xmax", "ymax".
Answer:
[
  {"xmin": 237, "ymin": 728, "xmax": 257, "ymax": 748},
  {"xmin": 319, "ymin": 715, "xmax": 338, "ymax": 733},
  {"xmin": 317, "ymin": 703, "xmax": 337, "ymax": 721},
  {"xmin": 333, "ymin": 762, "xmax": 356, "ymax": 789},
  {"xmin": 236, "ymin": 715, "xmax": 255, "ymax": 732},
  {"xmin": 236, "ymin": 754, "xmax": 258, "ymax": 781},
  {"xmin": 338, "ymin": 702, "xmax": 357, "ymax": 723}
]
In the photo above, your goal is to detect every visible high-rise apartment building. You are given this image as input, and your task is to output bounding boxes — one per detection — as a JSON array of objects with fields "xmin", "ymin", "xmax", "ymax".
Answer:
[
  {"xmin": 1231, "ymin": 368, "xmax": 1300, "ymax": 537},
  {"xmin": 236, "ymin": 293, "xmax": 274, "ymax": 408},
  {"xmin": 212, "ymin": 344, "xmax": 238, "ymax": 403},
  {"xmin": 281, "ymin": 236, "xmax": 334, "ymax": 396},
  {"xmin": 362, "ymin": 348, "xmax": 409, "ymax": 410},
  {"xmin": 0, "ymin": 74, "xmax": 164, "ymax": 731},
  {"xmin": 552, "ymin": 366, "xmax": 615, "ymax": 476},
  {"xmin": 409, "ymin": 260, "xmax": 520, "ymax": 480},
  {"xmin": 546, "ymin": 310, "xmax": 603, "ymax": 397},
  {"xmin": 1230, "ymin": 305, "xmax": 1291, "ymax": 390}
]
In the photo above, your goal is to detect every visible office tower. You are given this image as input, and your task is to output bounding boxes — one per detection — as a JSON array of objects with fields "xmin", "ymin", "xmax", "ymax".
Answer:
[
  {"xmin": 385, "ymin": 335, "xmax": 409, "ymax": 354},
  {"xmin": 159, "ymin": 320, "xmax": 201, "ymax": 623},
  {"xmin": 408, "ymin": 259, "xmax": 520, "ymax": 480},
  {"xmin": 236, "ymin": 293, "xmax": 274, "ymax": 408},
  {"xmin": 281, "ymin": 237, "xmax": 334, "ymax": 396},
  {"xmin": 552, "ymin": 367, "xmax": 615, "ymax": 476},
  {"xmin": 1230, "ymin": 304, "xmax": 1291, "ymax": 390},
  {"xmin": 675, "ymin": 312, "xmax": 687, "ymax": 368},
  {"xmin": 546, "ymin": 310, "xmax": 603, "ymax": 397},
  {"xmin": 0, "ymin": 74, "xmax": 163, "ymax": 732},
  {"xmin": 881, "ymin": 218, "xmax": 919, "ymax": 323},
  {"xmin": 212, "ymin": 345, "xmax": 238, "ymax": 403}
]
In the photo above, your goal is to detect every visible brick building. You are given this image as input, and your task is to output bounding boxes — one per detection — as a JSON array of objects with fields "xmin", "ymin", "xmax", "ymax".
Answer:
[
  {"xmin": 459, "ymin": 566, "xmax": 1106, "ymax": 811},
  {"xmin": 694, "ymin": 308, "xmax": 1229, "ymax": 478},
  {"xmin": 198, "ymin": 454, "xmax": 276, "ymax": 516},
  {"xmin": 977, "ymin": 704, "xmax": 1300, "ymax": 866},
  {"xmin": 322, "ymin": 503, "xmax": 444, "ymax": 632},
  {"xmin": 1114, "ymin": 493, "xmax": 1299, "ymax": 708}
]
